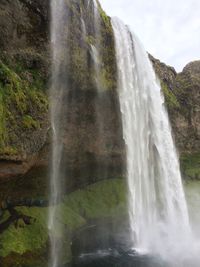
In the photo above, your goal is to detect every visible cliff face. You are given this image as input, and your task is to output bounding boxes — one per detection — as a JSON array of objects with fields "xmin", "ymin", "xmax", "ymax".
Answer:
[
  {"xmin": 1, "ymin": 0, "xmax": 199, "ymax": 192},
  {"xmin": 0, "ymin": 0, "xmax": 49, "ymax": 179},
  {"xmin": 0, "ymin": 1, "xmax": 125, "ymax": 266},
  {"xmin": 151, "ymin": 56, "xmax": 200, "ymax": 179},
  {"xmin": 51, "ymin": 0, "xmax": 125, "ymax": 192},
  {"xmin": 174, "ymin": 61, "xmax": 200, "ymax": 153},
  {"xmin": 0, "ymin": 0, "xmax": 125, "ymax": 189},
  {"xmin": 0, "ymin": 0, "xmax": 199, "ymax": 266},
  {"xmin": 0, "ymin": 0, "xmax": 49, "ymax": 51}
]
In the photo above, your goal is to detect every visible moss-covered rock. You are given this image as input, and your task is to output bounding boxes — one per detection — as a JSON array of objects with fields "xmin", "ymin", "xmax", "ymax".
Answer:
[
  {"xmin": 0, "ymin": 61, "xmax": 48, "ymax": 160},
  {"xmin": 151, "ymin": 56, "xmax": 200, "ymax": 158},
  {"xmin": 0, "ymin": 179, "xmax": 126, "ymax": 267},
  {"xmin": 46, "ymin": 0, "xmax": 125, "ymax": 193},
  {"xmin": 180, "ymin": 153, "xmax": 200, "ymax": 180},
  {"xmin": 0, "ymin": 0, "xmax": 50, "ymax": 179},
  {"xmin": 160, "ymin": 81, "xmax": 180, "ymax": 109},
  {"xmin": 151, "ymin": 57, "xmax": 200, "ymax": 182}
]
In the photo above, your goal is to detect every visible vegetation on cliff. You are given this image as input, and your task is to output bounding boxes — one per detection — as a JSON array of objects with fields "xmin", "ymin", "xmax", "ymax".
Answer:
[
  {"xmin": 151, "ymin": 56, "xmax": 200, "ymax": 177},
  {"xmin": 0, "ymin": 61, "xmax": 48, "ymax": 159},
  {"xmin": 0, "ymin": 0, "xmax": 49, "ymax": 161},
  {"xmin": 65, "ymin": 0, "xmax": 116, "ymax": 92}
]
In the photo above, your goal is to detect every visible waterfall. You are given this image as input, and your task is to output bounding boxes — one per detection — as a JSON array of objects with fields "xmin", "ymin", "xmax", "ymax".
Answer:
[
  {"xmin": 49, "ymin": 0, "xmax": 200, "ymax": 265},
  {"xmin": 49, "ymin": 1, "xmax": 105, "ymax": 266},
  {"xmin": 111, "ymin": 17, "xmax": 198, "ymax": 264},
  {"xmin": 90, "ymin": 0, "xmax": 102, "ymax": 92},
  {"xmin": 49, "ymin": 0, "xmax": 67, "ymax": 267}
]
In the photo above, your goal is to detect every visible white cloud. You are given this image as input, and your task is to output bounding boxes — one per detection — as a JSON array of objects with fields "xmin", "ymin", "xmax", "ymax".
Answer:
[{"xmin": 100, "ymin": 0, "xmax": 200, "ymax": 71}]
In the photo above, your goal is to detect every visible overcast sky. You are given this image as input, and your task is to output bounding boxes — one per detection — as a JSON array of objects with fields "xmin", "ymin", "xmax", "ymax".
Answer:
[{"xmin": 100, "ymin": 0, "xmax": 200, "ymax": 72}]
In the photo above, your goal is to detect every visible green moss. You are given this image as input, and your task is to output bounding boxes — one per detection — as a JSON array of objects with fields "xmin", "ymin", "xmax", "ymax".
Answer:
[
  {"xmin": 0, "ymin": 211, "xmax": 10, "ymax": 224},
  {"xmin": 1, "ymin": 49, "xmax": 47, "ymax": 93},
  {"xmin": 85, "ymin": 35, "xmax": 95, "ymax": 46},
  {"xmin": 161, "ymin": 81, "xmax": 180, "ymax": 109},
  {"xmin": 180, "ymin": 153, "xmax": 200, "ymax": 179},
  {"xmin": 0, "ymin": 146, "xmax": 18, "ymax": 156},
  {"xmin": 64, "ymin": 0, "xmax": 117, "ymax": 92},
  {"xmin": 99, "ymin": 13, "xmax": 117, "ymax": 91},
  {"xmin": 0, "ymin": 60, "xmax": 48, "ymax": 156},
  {"xmin": 0, "ymin": 208, "xmax": 48, "ymax": 257},
  {"xmin": 0, "ymin": 89, "xmax": 6, "ymax": 146},
  {"xmin": 22, "ymin": 115, "xmax": 40, "ymax": 130},
  {"xmin": 65, "ymin": 179, "xmax": 126, "ymax": 219},
  {"xmin": 99, "ymin": 8, "xmax": 110, "ymax": 28},
  {"xmin": 0, "ymin": 179, "xmax": 126, "ymax": 261}
]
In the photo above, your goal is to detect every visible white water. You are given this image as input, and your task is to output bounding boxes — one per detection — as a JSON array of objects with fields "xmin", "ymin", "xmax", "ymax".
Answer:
[
  {"xmin": 90, "ymin": 0, "xmax": 102, "ymax": 92},
  {"xmin": 112, "ymin": 18, "xmax": 200, "ymax": 264},
  {"xmin": 49, "ymin": 1, "xmax": 67, "ymax": 267}
]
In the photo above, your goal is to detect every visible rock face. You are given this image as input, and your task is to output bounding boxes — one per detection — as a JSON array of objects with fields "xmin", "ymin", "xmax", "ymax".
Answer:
[
  {"xmin": 0, "ymin": 1, "xmax": 125, "ymax": 266},
  {"xmin": 151, "ymin": 56, "xmax": 200, "ymax": 154},
  {"xmin": 0, "ymin": 0, "xmax": 50, "ymax": 179},
  {"xmin": 51, "ymin": 0, "xmax": 125, "ymax": 192},
  {"xmin": 174, "ymin": 61, "xmax": 200, "ymax": 153},
  {"xmin": 0, "ymin": 0, "xmax": 49, "ymax": 51},
  {"xmin": 151, "ymin": 57, "xmax": 200, "ymax": 179},
  {"xmin": 1, "ymin": 0, "xmax": 198, "ymax": 191},
  {"xmin": 0, "ymin": 0, "xmax": 125, "ymax": 190}
]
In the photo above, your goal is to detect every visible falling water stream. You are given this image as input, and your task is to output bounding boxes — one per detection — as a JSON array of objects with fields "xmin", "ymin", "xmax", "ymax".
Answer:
[
  {"xmin": 49, "ymin": 1, "xmax": 104, "ymax": 267},
  {"xmin": 49, "ymin": 1, "xmax": 200, "ymax": 266},
  {"xmin": 90, "ymin": 0, "xmax": 102, "ymax": 92},
  {"xmin": 111, "ymin": 17, "xmax": 200, "ymax": 265},
  {"xmin": 49, "ymin": 0, "xmax": 67, "ymax": 267}
]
